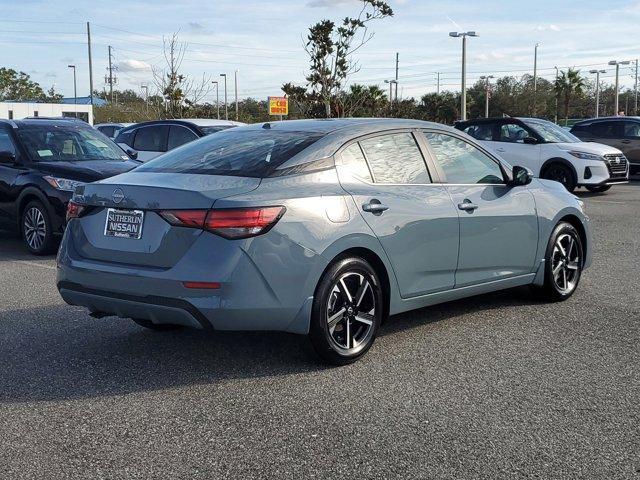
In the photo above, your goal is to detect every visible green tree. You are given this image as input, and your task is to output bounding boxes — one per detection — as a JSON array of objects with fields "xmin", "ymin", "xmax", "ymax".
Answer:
[
  {"xmin": 555, "ymin": 68, "xmax": 586, "ymax": 123},
  {"xmin": 0, "ymin": 67, "xmax": 61, "ymax": 102}
]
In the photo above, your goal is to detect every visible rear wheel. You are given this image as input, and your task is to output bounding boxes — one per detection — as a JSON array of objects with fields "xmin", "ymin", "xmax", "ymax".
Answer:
[
  {"xmin": 542, "ymin": 163, "xmax": 577, "ymax": 192},
  {"xmin": 534, "ymin": 222, "xmax": 584, "ymax": 301},
  {"xmin": 309, "ymin": 257, "xmax": 383, "ymax": 365},
  {"xmin": 132, "ymin": 318, "xmax": 183, "ymax": 331},
  {"xmin": 585, "ymin": 185, "xmax": 611, "ymax": 193},
  {"xmin": 21, "ymin": 200, "xmax": 57, "ymax": 255}
]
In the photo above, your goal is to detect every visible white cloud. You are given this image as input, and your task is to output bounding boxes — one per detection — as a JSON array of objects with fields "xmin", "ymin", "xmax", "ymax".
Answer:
[
  {"xmin": 534, "ymin": 24, "xmax": 561, "ymax": 32},
  {"xmin": 116, "ymin": 59, "xmax": 152, "ymax": 73},
  {"xmin": 307, "ymin": 0, "xmax": 357, "ymax": 7}
]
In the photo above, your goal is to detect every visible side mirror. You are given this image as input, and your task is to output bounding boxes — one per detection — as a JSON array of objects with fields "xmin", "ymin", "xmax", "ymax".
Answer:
[
  {"xmin": 523, "ymin": 136, "xmax": 538, "ymax": 145},
  {"xmin": 126, "ymin": 148, "xmax": 138, "ymax": 160},
  {"xmin": 0, "ymin": 151, "xmax": 16, "ymax": 165},
  {"xmin": 510, "ymin": 165, "xmax": 533, "ymax": 186}
]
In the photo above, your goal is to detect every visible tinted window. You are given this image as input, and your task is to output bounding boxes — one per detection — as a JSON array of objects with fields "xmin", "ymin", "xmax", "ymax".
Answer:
[
  {"xmin": 360, "ymin": 133, "xmax": 430, "ymax": 184},
  {"xmin": 133, "ymin": 125, "xmax": 169, "ymax": 152},
  {"xmin": 97, "ymin": 126, "xmax": 116, "ymax": 138},
  {"xmin": 168, "ymin": 126, "xmax": 198, "ymax": 150},
  {"xmin": 200, "ymin": 125, "xmax": 235, "ymax": 135},
  {"xmin": 16, "ymin": 125, "xmax": 127, "ymax": 162},
  {"xmin": 590, "ymin": 121, "xmax": 619, "ymax": 138},
  {"xmin": 114, "ymin": 129, "xmax": 134, "ymax": 147},
  {"xmin": 499, "ymin": 123, "xmax": 529, "ymax": 143},
  {"xmin": 340, "ymin": 143, "xmax": 372, "ymax": 182},
  {"xmin": 136, "ymin": 129, "xmax": 323, "ymax": 178},
  {"xmin": 0, "ymin": 130, "xmax": 16, "ymax": 154},
  {"xmin": 623, "ymin": 121, "xmax": 640, "ymax": 138},
  {"xmin": 523, "ymin": 119, "xmax": 580, "ymax": 143},
  {"xmin": 425, "ymin": 132, "xmax": 504, "ymax": 184},
  {"xmin": 464, "ymin": 123, "xmax": 493, "ymax": 141}
]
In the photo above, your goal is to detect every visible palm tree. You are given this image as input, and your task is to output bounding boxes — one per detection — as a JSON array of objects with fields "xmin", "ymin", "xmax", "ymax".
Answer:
[{"xmin": 554, "ymin": 68, "xmax": 586, "ymax": 124}]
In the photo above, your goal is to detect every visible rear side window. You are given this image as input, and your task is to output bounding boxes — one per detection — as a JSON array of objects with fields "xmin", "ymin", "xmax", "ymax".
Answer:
[
  {"xmin": 590, "ymin": 121, "xmax": 620, "ymax": 138},
  {"xmin": 98, "ymin": 126, "xmax": 115, "ymax": 138},
  {"xmin": 340, "ymin": 143, "xmax": 372, "ymax": 182},
  {"xmin": 133, "ymin": 125, "xmax": 169, "ymax": 152},
  {"xmin": 425, "ymin": 132, "xmax": 504, "ymax": 184},
  {"xmin": 623, "ymin": 121, "xmax": 640, "ymax": 138},
  {"xmin": 136, "ymin": 129, "xmax": 323, "ymax": 178},
  {"xmin": 168, "ymin": 126, "xmax": 198, "ymax": 150},
  {"xmin": 360, "ymin": 133, "xmax": 431, "ymax": 184},
  {"xmin": 463, "ymin": 124, "xmax": 493, "ymax": 141}
]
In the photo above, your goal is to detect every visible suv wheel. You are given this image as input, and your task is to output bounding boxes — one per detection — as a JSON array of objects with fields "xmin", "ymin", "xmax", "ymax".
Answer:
[
  {"xmin": 309, "ymin": 257, "xmax": 383, "ymax": 365},
  {"xmin": 534, "ymin": 222, "xmax": 584, "ymax": 301},
  {"xmin": 542, "ymin": 163, "xmax": 577, "ymax": 192},
  {"xmin": 21, "ymin": 200, "xmax": 57, "ymax": 255}
]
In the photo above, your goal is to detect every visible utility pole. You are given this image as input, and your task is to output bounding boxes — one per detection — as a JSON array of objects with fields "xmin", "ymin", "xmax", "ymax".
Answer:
[
  {"xmin": 108, "ymin": 46, "xmax": 114, "ymax": 103},
  {"xmin": 86, "ymin": 22, "xmax": 94, "ymax": 108},
  {"xmin": 141, "ymin": 84, "xmax": 149, "ymax": 115},
  {"xmin": 609, "ymin": 60, "xmax": 630, "ymax": 114},
  {"xmin": 394, "ymin": 52, "xmax": 399, "ymax": 103},
  {"xmin": 220, "ymin": 73, "xmax": 228, "ymax": 120},
  {"xmin": 589, "ymin": 69, "xmax": 606, "ymax": 118},
  {"xmin": 533, "ymin": 43, "xmax": 538, "ymax": 115},
  {"xmin": 68, "ymin": 65, "xmax": 77, "ymax": 115},
  {"xmin": 635, "ymin": 59, "xmax": 638, "ymax": 115},
  {"xmin": 480, "ymin": 75, "xmax": 494, "ymax": 118},
  {"xmin": 449, "ymin": 31, "xmax": 478, "ymax": 121},
  {"xmin": 436, "ymin": 72, "xmax": 441, "ymax": 94},
  {"xmin": 234, "ymin": 70, "xmax": 239, "ymax": 121},
  {"xmin": 554, "ymin": 66, "xmax": 559, "ymax": 124},
  {"xmin": 212, "ymin": 80, "xmax": 219, "ymax": 119}
]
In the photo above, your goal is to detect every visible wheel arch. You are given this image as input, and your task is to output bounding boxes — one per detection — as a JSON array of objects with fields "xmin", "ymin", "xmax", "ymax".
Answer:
[
  {"xmin": 540, "ymin": 157, "xmax": 578, "ymax": 183},
  {"xmin": 557, "ymin": 214, "xmax": 588, "ymax": 258},
  {"xmin": 16, "ymin": 186, "xmax": 51, "ymax": 229}
]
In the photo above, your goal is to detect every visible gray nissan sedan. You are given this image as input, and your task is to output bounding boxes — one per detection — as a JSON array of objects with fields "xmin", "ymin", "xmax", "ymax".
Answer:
[{"xmin": 57, "ymin": 119, "xmax": 591, "ymax": 365}]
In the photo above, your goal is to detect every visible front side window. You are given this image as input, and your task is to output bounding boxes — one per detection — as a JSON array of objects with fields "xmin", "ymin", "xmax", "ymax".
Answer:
[
  {"xmin": 464, "ymin": 123, "xmax": 494, "ymax": 141},
  {"xmin": 623, "ymin": 121, "xmax": 640, "ymax": 138},
  {"xmin": 17, "ymin": 125, "xmax": 127, "ymax": 162},
  {"xmin": 133, "ymin": 125, "xmax": 169, "ymax": 152},
  {"xmin": 136, "ymin": 129, "xmax": 323, "ymax": 178},
  {"xmin": 360, "ymin": 133, "xmax": 431, "ymax": 184},
  {"xmin": 168, "ymin": 126, "xmax": 198, "ymax": 150},
  {"xmin": 425, "ymin": 132, "xmax": 504, "ymax": 184},
  {"xmin": 0, "ymin": 129, "xmax": 17, "ymax": 154},
  {"xmin": 499, "ymin": 123, "xmax": 530, "ymax": 143},
  {"xmin": 340, "ymin": 143, "xmax": 372, "ymax": 182}
]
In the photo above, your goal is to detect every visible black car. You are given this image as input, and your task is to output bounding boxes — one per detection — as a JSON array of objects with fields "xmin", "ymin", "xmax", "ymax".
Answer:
[{"xmin": 0, "ymin": 118, "xmax": 139, "ymax": 254}]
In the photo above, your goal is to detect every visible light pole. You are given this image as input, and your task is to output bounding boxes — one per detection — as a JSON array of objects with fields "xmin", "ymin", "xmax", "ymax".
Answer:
[
  {"xmin": 140, "ymin": 84, "xmax": 149, "ymax": 115},
  {"xmin": 533, "ymin": 43, "xmax": 539, "ymax": 115},
  {"xmin": 384, "ymin": 79, "xmax": 397, "ymax": 104},
  {"xmin": 220, "ymin": 73, "xmax": 228, "ymax": 120},
  {"xmin": 212, "ymin": 80, "xmax": 219, "ymax": 119},
  {"xmin": 589, "ymin": 69, "xmax": 606, "ymax": 118},
  {"xmin": 234, "ymin": 69, "xmax": 239, "ymax": 122},
  {"xmin": 449, "ymin": 31, "xmax": 478, "ymax": 121},
  {"xmin": 68, "ymin": 65, "xmax": 77, "ymax": 116},
  {"xmin": 480, "ymin": 75, "xmax": 494, "ymax": 118},
  {"xmin": 609, "ymin": 60, "xmax": 630, "ymax": 115},
  {"xmin": 554, "ymin": 66, "xmax": 559, "ymax": 123}
]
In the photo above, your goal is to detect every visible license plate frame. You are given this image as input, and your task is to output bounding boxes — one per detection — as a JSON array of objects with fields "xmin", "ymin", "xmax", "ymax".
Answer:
[{"xmin": 104, "ymin": 208, "xmax": 145, "ymax": 240}]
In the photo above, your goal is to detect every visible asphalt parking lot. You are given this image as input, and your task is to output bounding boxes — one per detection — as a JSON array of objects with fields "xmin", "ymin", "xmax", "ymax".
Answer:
[{"xmin": 0, "ymin": 183, "xmax": 638, "ymax": 479}]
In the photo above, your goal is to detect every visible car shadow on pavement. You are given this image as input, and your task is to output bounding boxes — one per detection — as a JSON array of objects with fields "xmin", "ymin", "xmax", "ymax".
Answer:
[
  {"xmin": 0, "ymin": 286, "xmax": 542, "ymax": 404},
  {"xmin": 0, "ymin": 230, "xmax": 58, "ymax": 262}
]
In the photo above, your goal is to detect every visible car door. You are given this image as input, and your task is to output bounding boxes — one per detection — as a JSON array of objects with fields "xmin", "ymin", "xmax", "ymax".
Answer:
[
  {"xmin": 336, "ymin": 131, "xmax": 459, "ymax": 298},
  {"xmin": 0, "ymin": 125, "xmax": 23, "ymax": 227},
  {"xmin": 582, "ymin": 120, "xmax": 622, "ymax": 147},
  {"xmin": 620, "ymin": 120, "xmax": 640, "ymax": 165},
  {"xmin": 132, "ymin": 125, "xmax": 169, "ymax": 162},
  {"xmin": 485, "ymin": 121, "xmax": 542, "ymax": 174},
  {"xmin": 423, "ymin": 130, "xmax": 538, "ymax": 288}
]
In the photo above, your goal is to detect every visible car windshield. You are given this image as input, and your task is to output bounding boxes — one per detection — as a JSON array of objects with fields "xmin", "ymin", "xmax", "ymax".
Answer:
[
  {"xmin": 136, "ymin": 129, "xmax": 323, "ymax": 177},
  {"xmin": 18, "ymin": 124, "xmax": 128, "ymax": 162},
  {"xmin": 523, "ymin": 119, "xmax": 581, "ymax": 143},
  {"xmin": 200, "ymin": 125, "xmax": 235, "ymax": 135}
]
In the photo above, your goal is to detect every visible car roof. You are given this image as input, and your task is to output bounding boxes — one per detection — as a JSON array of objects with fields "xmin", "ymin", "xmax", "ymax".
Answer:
[
  {"xmin": 177, "ymin": 118, "xmax": 245, "ymax": 127},
  {"xmin": 0, "ymin": 118, "xmax": 92, "ymax": 129},
  {"xmin": 572, "ymin": 116, "xmax": 640, "ymax": 126},
  {"xmin": 238, "ymin": 117, "xmax": 445, "ymax": 134}
]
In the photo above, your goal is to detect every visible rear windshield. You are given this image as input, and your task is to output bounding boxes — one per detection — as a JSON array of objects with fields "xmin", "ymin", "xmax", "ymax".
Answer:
[
  {"xmin": 136, "ymin": 129, "xmax": 323, "ymax": 177},
  {"xmin": 17, "ymin": 124, "xmax": 128, "ymax": 162}
]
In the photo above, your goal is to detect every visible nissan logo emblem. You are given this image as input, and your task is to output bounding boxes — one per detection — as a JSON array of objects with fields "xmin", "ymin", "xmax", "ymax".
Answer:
[{"xmin": 112, "ymin": 188, "xmax": 125, "ymax": 204}]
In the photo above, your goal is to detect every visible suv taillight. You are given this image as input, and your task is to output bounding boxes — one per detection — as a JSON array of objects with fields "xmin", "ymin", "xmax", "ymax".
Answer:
[{"xmin": 159, "ymin": 207, "xmax": 285, "ymax": 239}]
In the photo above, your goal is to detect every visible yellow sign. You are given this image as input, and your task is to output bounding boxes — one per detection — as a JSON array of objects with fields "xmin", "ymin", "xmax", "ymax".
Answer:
[{"xmin": 268, "ymin": 96, "xmax": 288, "ymax": 116}]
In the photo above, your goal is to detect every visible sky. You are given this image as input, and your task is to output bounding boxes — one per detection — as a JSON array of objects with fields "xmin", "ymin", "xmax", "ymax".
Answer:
[{"xmin": 2, "ymin": 0, "xmax": 640, "ymax": 102}]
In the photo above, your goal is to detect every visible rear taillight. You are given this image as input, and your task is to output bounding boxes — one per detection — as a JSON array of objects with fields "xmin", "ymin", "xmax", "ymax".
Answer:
[
  {"xmin": 159, "ymin": 206, "xmax": 285, "ymax": 239},
  {"xmin": 66, "ymin": 201, "xmax": 85, "ymax": 222}
]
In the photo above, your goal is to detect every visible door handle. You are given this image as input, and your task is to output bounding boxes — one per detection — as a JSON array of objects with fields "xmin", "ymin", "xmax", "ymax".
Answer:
[
  {"xmin": 495, "ymin": 147, "xmax": 506, "ymax": 153},
  {"xmin": 458, "ymin": 201, "xmax": 478, "ymax": 212},
  {"xmin": 621, "ymin": 139, "xmax": 631, "ymax": 144},
  {"xmin": 362, "ymin": 200, "xmax": 389, "ymax": 214}
]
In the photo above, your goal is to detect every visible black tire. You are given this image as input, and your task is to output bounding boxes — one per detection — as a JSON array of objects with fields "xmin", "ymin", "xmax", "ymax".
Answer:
[
  {"xmin": 21, "ymin": 200, "xmax": 57, "ymax": 255},
  {"xmin": 132, "ymin": 318, "xmax": 183, "ymax": 331},
  {"xmin": 541, "ymin": 163, "xmax": 577, "ymax": 192},
  {"xmin": 585, "ymin": 185, "xmax": 611, "ymax": 193},
  {"xmin": 309, "ymin": 257, "xmax": 383, "ymax": 365},
  {"xmin": 533, "ymin": 222, "xmax": 584, "ymax": 302}
]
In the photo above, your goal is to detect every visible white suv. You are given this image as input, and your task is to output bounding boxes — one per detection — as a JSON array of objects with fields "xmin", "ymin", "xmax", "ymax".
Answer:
[{"xmin": 456, "ymin": 117, "xmax": 629, "ymax": 192}]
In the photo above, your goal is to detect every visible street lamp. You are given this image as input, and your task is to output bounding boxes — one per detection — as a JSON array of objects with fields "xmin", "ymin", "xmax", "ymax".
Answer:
[
  {"xmin": 140, "ymin": 84, "xmax": 149, "ymax": 115},
  {"xmin": 449, "ymin": 31, "xmax": 478, "ymax": 121},
  {"xmin": 589, "ymin": 69, "xmax": 606, "ymax": 118},
  {"xmin": 609, "ymin": 60, "xmax": 630, "ymax": 115},
  {"xmin": 220, "ymin": 73, "xmax": 228, "ymax": 120},
  {"xmin": 212, "ymin": 80, "xmax": 219, "ymax": 119},
  {"xmin": 384, "ymin": 79, "xmax": 397, "ymax": 103},
  {"xmin": 67, "ymin": 65, "xmax": 77, "ymax": 113},
  {"xmin": 479, "ymin": 75, "xmax": 494, "ymax": 118}
]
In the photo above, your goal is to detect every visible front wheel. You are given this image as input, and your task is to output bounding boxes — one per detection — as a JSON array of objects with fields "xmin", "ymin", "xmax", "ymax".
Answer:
[
  {"xmin": 21, "ymin": 200, "xmax": 57, "ymax": 255},
  {"xmin": 534, "ymin": 222, "xmax": 584, "ymax": 302},
  {"xmin": 585, "ymin": 185, "xmax": 611, "ymax": 193},
  {"xmin": 542, "ymin": 163, "xmax": 577, "ymax": 192},
  {"xmin": 309, "ymin": 257, "xmax": 383, "ymax": 365}
]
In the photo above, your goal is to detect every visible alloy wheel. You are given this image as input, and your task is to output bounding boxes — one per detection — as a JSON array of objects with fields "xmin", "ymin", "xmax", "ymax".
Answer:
[
  {"xmin": 326, "ymin": 271, "xmax": 377, "ymax": 353},
  {"xmin": 551, "ymin": 233, "xmax": 581, "ymax": 294},
  {"xmin": 24, "ymin": 207, "xmax": 47, "ymax": 251}
]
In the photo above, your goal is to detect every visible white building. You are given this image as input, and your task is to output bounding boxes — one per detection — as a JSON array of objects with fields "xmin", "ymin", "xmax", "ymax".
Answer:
[{"xmin": 0, "ymin": 102, "xmax": 94, "ymax": 124}]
